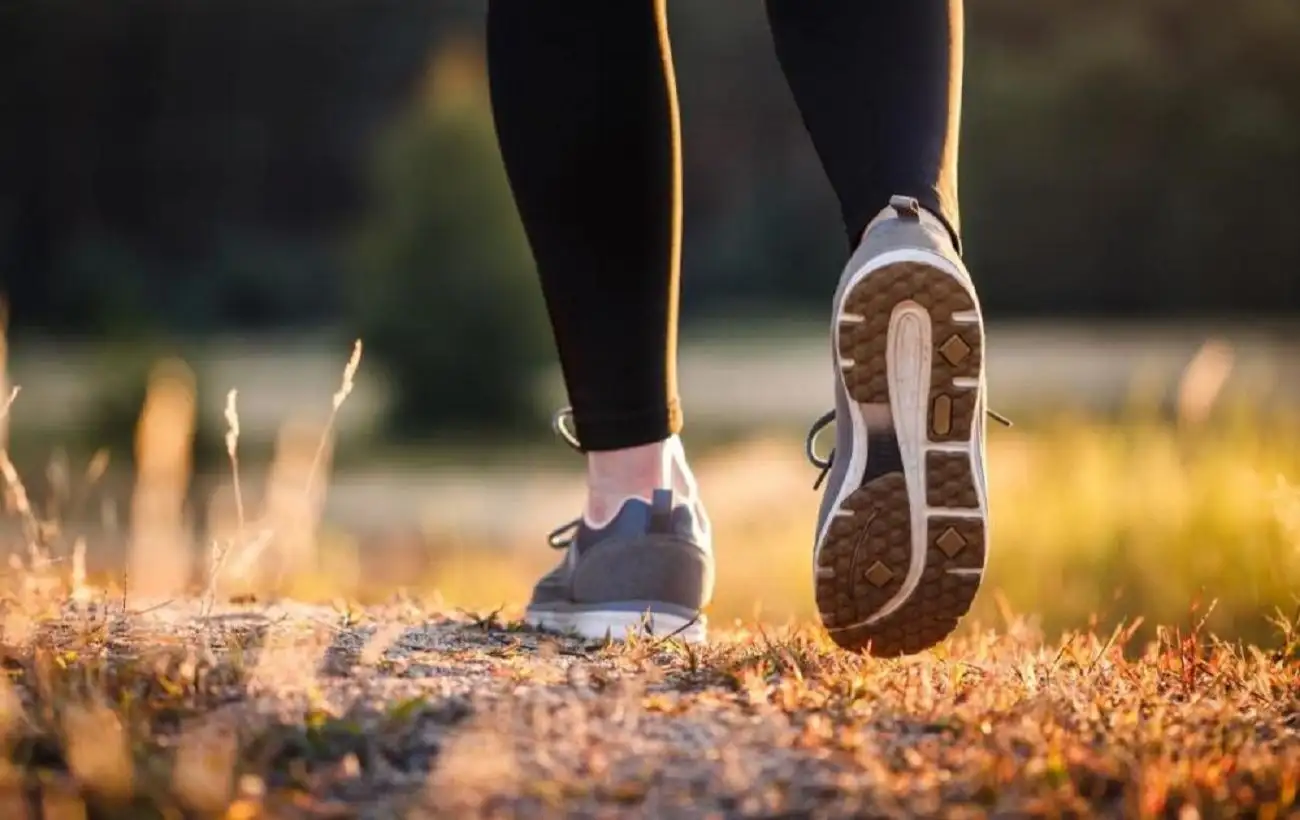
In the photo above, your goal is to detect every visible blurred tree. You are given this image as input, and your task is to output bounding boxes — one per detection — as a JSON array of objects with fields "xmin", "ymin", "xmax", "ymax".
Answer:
[
  {"xmin": 344, "ymin": 40, "xmax": 551, "ymax": 437},
  {"xmin": 961, "ymin": 0, "xmax": 1300, "ymax": 317},
  {"xmin": 3, "ymin": 0, "xmax": 1300, "ymax": 339},
  {"xmin": 0, "ymin": 0, "xmax": 450, "ymax": 335}
]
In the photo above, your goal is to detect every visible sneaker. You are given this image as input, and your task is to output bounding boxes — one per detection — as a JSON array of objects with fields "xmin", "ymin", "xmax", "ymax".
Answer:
[
  {"xmin": 805, "ymin": 195, "xmax": 1009, "ymax": 657},
  {"xmin": 524, "ymin": 410, "xmax": 714, "ymax": 643}
]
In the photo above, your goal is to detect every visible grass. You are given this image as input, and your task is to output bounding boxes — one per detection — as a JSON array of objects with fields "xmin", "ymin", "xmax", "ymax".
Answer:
[
  {"xmin": 0, "ymin": 339, "xmax": 1296, "ymax": 815},
  {"xmin": 370, "ymin": 404, "xmax": 1300, "ymax": 649},
  {"xmin": 0, "ymin": 601, "xmax": 1293, "ymax": 817}
]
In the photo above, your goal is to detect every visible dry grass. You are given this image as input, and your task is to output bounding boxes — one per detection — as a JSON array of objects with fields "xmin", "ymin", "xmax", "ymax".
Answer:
[
  {"xmin": 401, "ymin": 408, "xmax": 1300, "ymax": 649},
  {"xmin": 235, "ymin": 345, "xmax": 1299, "ymax": 650},
  {"xmin": 0, "ymin": 339, "xmax": 1295, "ymax": 816},
  {"xmin": 0, "ymin": 600, "xmax": 1293, "ymax": 818}
]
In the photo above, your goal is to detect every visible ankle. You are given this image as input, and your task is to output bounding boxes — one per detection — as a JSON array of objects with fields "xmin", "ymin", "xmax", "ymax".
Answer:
[{"xmin": 584, "ymin": 435, "xmax": 698, "ymax": 526}]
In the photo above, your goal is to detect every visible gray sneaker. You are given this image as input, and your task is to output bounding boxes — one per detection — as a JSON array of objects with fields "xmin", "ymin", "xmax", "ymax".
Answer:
[
  {"xmin": 524, "ymin": 411, "xmax": 713, "ymax": 643},
  {"xmin": 805, "ymin": 195, "xmax": 1009, "ymax": 657}
]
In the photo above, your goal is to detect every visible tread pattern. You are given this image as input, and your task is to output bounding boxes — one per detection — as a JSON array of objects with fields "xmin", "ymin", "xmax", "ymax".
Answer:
[{"xmin": 817, "ymin": 261, "xmax": 986, "ymax": 657}]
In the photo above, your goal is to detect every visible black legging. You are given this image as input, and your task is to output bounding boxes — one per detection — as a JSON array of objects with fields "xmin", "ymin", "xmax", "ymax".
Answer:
[{"xmin": 487, "ymin": 0, "xmax": 963, "ymax": 451}]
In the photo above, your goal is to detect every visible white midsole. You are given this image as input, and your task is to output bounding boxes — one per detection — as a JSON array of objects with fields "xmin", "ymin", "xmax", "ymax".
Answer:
[
  {"xmin": 525, "ymin": 608, "xmax": 707, "ymax": 644},
  {"xmin": 815, "ymin": 247, "xmax": 988, "ymax": 629}
]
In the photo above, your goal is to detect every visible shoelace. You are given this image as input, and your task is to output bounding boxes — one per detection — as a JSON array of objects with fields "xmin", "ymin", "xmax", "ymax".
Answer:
[
  {"xmin": 805, "ymin": 406, "xmax": 1013, "ymax": 491},
  {"xmin": 546, "ymin": 518, "xmax": 580, "ymax": 550},
  {"xmin": 545, "ymin": 408, "xmax": 585, "ymax": 550}
]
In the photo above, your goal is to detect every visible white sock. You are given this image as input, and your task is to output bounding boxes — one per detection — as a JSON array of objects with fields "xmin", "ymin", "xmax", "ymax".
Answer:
[{"xmin": 584, "ymin": 435, "xmax": 699, "ymax": 528}]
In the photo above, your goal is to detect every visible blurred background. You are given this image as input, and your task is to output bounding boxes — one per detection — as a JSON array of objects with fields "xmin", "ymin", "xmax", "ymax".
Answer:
[{"xmin": 2, "ymin": 1, "xmax": 1299, "ymax": 642}]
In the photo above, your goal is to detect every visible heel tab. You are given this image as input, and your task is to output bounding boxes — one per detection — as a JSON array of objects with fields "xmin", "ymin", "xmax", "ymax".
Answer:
[
  {"xmin": 889, "ymin": 195, "xmax": 922, "ymax": 221},
  {"xmin": 649, "ymin": 488, "xmax": 675, "ymax": 533}
]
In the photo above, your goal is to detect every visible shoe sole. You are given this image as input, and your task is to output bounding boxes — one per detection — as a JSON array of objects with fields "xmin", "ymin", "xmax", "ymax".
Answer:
[
  {"xmin": 815, "ymin": 248, "xmax": 987, "ymax": 657},
  {"xmin": 525, "ymin": 607, "xmax": 708, "ymax": 644}
]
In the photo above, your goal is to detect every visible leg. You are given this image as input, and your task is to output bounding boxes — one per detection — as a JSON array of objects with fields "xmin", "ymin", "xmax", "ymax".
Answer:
[
  {"xmin": 487, "ymin": 0, "xmax": 683, "ymax": 452},
  {"xmin": 487, "ymin": 1, "xmax": 712, "ymax": 642},
  {"xmin": 766, "ymin": 0, "xmax": 963, "ymax": 249},
  {"xmin": 769, "ymin": 2, "xmax": 991, "ymax": 657}
]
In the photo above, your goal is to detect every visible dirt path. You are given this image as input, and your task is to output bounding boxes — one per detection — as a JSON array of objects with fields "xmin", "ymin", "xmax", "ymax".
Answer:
[{"xmin": 1, "ymin": 598, "xmax": 1297, "ymax": 818}]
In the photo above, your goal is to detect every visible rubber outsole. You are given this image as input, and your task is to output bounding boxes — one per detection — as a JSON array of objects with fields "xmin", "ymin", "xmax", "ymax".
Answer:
[{"xmin": 816, "ymin": 257, "xmax": 987, "ymax": 658}]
